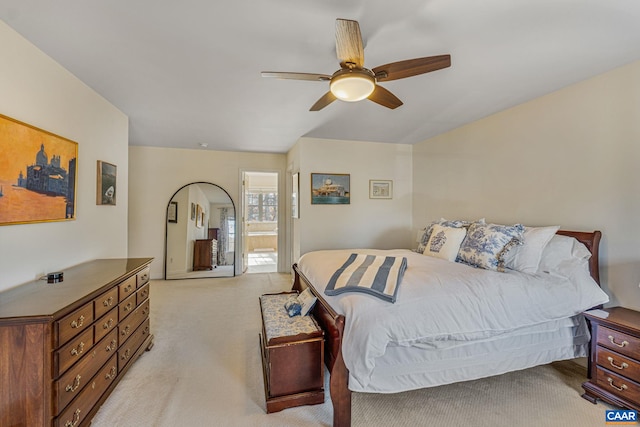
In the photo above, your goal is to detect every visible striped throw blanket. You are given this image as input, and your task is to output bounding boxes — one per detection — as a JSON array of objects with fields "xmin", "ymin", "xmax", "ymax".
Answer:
[{"xmin": 325, "ymin": 253, "xmax": 408, "ymax": 303}]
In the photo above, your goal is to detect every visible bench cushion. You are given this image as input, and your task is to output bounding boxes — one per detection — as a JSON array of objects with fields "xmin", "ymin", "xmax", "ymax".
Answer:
[{"xmin": 260, "ymin": 293, "xmax": 322, "ymax": 345}]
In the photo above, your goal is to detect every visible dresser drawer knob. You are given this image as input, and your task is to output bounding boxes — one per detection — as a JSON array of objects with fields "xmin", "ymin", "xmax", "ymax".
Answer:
[
  {"xmin": 70, "ymin": 316, "xmax": 85, "ymax": 329},
  {"xmin": 103, "ymin": 296, "xmax": 114, "ymax": 307},
  {"xmin": 608, "ymin": 335, "xmax": 629, "ymax": 348},
  {"xmin": 125, "ymin": 284, "xmax": 133, "ymax": 293},
  {"xmin": 608, "ymin": 356, "xmax": 629, "ymax": 370},
  {"xmin": 121, "ymin": 348, "xmax": 131, "ymax": 361},
  {"xmin": 121, "ymin": 325, "xmax": 131, "ymax": 336},
  {"xmin": 65, "ymin": 375, "xmax": 82, "ymax": 393},
  {"xmin": 105, "ymin": 366, "xmax": 117, "ymax": 380},
  {"xmin": 103, "ymin": 318, "xmax": 114, "ymax": 329},
  {"xmin": 106, "ymin": 339, "xmax": 117, "ymax": 352},
  {"xmin": 607, "ymin": 377, "xmax": 628, "ymax": 392},
  {"xmin": 64, "ymin": 408, "xmax": 81, "ymax": 427},
  {"xmin": 124, "ymin": 302, "xmax": 133, "ymax": 312},
  {"xmin": 70, "ymin": 342, "xmax": 85, "ymax": 357}
]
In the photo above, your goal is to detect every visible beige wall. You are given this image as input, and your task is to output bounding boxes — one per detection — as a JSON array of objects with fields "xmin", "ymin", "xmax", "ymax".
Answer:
[
  {"xmin": 0, "ymin": 21, "xmax": 129, "ymax": 291},
  {"xmin": 127, "ymin": 146, "xmax": 286, "ymax": 278},
  {"xmin": 413, "ymin": 60, "xmax": 640, "ymax": 309},
  {"xmin": 289, "ymin": 137, "xmax": 413, "ymax": 259}
]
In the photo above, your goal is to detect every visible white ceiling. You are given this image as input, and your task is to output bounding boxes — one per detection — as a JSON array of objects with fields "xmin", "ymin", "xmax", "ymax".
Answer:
[{"xmin": 2, "ymin": 1, "xmax": 640, "ymax": 154}]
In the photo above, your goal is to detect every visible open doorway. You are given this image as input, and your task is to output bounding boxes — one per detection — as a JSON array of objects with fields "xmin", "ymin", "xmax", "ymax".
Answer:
[{"xmin": 242, "ymin": 171, "xmax": 278, "ymax": 273}]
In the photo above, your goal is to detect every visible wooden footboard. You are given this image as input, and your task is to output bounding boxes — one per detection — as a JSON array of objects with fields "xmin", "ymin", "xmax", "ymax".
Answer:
[{"xmin": 293, "ymin": 264, "xmax": 351, "ymax": 427}]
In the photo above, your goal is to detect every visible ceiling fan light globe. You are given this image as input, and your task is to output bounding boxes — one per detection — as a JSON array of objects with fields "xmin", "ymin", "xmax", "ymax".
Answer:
[{"xmin": 330, "ymin": 72, "xmax": 375, "ymax": 102}]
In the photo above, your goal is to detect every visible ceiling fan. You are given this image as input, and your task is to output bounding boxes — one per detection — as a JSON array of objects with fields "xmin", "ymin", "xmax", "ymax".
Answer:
[{"xmin": 261, "ymin": 18, "xmax": 451, "ymax": 111}]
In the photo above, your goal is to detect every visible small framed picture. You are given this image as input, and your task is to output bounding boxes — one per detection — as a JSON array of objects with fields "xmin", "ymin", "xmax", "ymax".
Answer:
[
  {"xmin": 191, "ymin": 202, "xmax": 196, "ymax": 220},
  {"xmin": 292, "ymin": 172, "xmax": 300, "ymax": 218},
  {"xmin": 168, "ymin": 201, "xmax": 178, "ymax": 223},
  {"xmin": 97, "ymin": 161, "xmax": 117, "ymax": 205},
  {"xmin": 369, "ymin": 180, "xmax": 392, "ymax": 199}
]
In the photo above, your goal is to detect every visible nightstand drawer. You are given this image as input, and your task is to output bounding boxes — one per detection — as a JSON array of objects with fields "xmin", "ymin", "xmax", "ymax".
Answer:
[
  {"xmin": 597, "ymin": 326, "xmax": 640, "ymax": 360},
  {"xmin": 597, "ymin": 346, "xmax": 640, "ymax": 381},
  {"xmin": 596, "ymin": 366, "xmax": 640, "ymax": 404}
]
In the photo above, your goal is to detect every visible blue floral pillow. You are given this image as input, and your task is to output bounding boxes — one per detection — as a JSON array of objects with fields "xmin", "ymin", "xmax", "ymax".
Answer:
[
  {"xmin": 457, "ymin": 222, "xmax": 525, "ymax": 271},
  {"xmin": 417, "ymin": 219, "xmax": 473, "ymax": 254}
]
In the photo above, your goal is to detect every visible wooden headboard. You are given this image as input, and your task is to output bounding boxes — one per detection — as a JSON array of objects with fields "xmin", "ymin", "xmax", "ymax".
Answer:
[{"xmin": 556, "ymin": 230, "xmax": 602, "ymax": 286}]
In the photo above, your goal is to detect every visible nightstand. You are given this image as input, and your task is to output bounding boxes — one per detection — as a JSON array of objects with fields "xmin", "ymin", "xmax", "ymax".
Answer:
[{"xmin": 583, "ymin": 307, "xmax": 640, "ymax": 409}]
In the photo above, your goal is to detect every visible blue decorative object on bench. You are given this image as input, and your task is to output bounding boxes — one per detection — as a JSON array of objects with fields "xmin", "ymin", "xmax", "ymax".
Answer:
[{"xmin": 284, "ymin": 297, "xmax": 302, "ymax": 317}]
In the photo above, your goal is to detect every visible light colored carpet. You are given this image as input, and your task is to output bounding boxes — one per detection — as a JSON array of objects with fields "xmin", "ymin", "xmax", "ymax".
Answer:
[{"xmin": 90, "ymin": 274, "xmax": 612, "ymax": 427}]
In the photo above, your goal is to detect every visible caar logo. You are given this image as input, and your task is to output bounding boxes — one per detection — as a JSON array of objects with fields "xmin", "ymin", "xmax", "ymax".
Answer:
[{"xmin": 606, "ymin": 409, "xmax": 638, "ymax": 424}]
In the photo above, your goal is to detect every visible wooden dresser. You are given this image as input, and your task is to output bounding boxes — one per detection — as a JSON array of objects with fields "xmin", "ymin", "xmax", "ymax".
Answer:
[
  {"xmin": 193, "ymin": 239, "xmax": 217, "ymax": 271},
  {"xmin": 583, "ymin": 307, "xmax": 640, "ymax": 410},
  {"xmin": 0, "ymin": 258, "xmax": 154, "ymax": 427}
]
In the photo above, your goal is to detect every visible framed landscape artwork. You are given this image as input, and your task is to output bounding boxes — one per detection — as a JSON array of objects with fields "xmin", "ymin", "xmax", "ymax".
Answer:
[
  {"xmin": 96, "ymin": 161, "xmax": 117, "ymax": 205},
  {"xmin": 311, "ymin": 173, "xmax": 350, "ymax": 205},
  {"xmin": 0, "ymin": 113, "xmax": 78, "ymax": 226},
  {"xmin": 369, "ymin": 180, "xmax": 393, "ymax": 199}
]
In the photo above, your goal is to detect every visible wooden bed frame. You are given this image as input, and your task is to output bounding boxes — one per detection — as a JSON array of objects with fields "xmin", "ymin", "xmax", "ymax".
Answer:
[{"xmin": 292, "ymin": 230, "xmax": 602, "ymax": 427}]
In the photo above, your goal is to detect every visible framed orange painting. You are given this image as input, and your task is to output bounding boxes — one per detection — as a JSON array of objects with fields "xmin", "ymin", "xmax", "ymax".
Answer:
[{"xmin": 0, "ymin": 113, "xmax": 78, "ymax": 226}]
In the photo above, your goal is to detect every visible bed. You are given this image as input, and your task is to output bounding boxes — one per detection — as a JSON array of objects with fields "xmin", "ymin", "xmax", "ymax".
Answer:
[{"xmin": 292, "ymin": 229, "xmax": 608, "ymax": 427}]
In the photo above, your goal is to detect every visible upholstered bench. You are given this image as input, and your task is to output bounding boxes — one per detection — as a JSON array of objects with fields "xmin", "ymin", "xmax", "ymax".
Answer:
[{"xmin": 259, "ymin": 292, "xmax": 325, "ymax": 413}]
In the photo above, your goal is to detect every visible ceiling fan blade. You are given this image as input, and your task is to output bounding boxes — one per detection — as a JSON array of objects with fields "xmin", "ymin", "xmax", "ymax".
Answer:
[
  {"xmin": 310, "ymin": 91, "xmax": 337, "ymax": 111},
  {"xmin": 335, "ymin": 19, "xmax": 364, "ymax": 68},
  {"xmin": 368, "ymin": 85, "xmax": 403, "ymax": 109},
  {"xmin": 261, "ymin": 71, "xmax": 331, "ymax": 81},
  {"xmin": 372, "ymin": 55, "xmax": 451, "ymax": 82}
]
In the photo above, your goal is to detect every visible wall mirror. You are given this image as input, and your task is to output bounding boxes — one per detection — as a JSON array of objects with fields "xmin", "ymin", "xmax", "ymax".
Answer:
[{"xmin": 164, "ymin": 182, "xmax": 236, "ymax": 279}]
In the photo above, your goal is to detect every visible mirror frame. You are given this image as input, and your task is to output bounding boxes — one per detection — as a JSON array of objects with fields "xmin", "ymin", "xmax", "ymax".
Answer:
[{"xmin": 164, "ymin": 181, "xmax": 237, "ymax": 279}]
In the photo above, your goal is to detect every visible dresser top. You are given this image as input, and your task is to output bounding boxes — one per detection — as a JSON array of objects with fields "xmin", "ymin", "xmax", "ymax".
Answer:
[{"xmin": 0, "ymin": 258, "xmax": 153, "ymax": 321}]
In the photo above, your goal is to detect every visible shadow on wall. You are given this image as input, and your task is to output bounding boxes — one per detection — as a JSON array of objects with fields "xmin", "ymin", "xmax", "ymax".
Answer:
[{"xmin": 602, "ymin": 260, "xmax": 640, "ymax": 309}]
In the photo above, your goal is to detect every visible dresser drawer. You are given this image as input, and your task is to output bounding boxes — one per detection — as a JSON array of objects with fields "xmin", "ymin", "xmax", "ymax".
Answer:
[
  {"xmin": 56, "ymin": 302, "xmax": 94, "ymax": 346},
  {"xmin": 118, "ymin": 275, "xmax": 137, "ymax": 302},
  {"xmin": 54, "ymin": 329, "xmax": 118, "ymax": 415},
  {"xmin": 596, "ymin": 365, "xmax": 640, "ymax": 404},
  {"xmin": 94, "ymin": 307, "xmax": 118, "ymax": 343},
  {"xmin": 55, "ymin": 327, "xmax": 94, "ymax": 378},
  {"xmin": 597, "ymin": 325, "xmax": 640, "ymax": 360},
  {"xmin": 119, "ymin": 302, "xmax": 149, "ymax": 345},
  {"xmin": 137, "ymin": 282, "xmax": 150, "ymax": 306},
  {"xmin": 94, "ymin": 287, "xmax": 118, "ymax": 319},
  {"xmin": 597, "ymin": 346, "xmax": 640, "ymax": 382},
  {"xmin": 137, "ymin": 266, "xmax": 150, "ymax": 288},
  {"xmin": 55, "ymin": 354, "xmax": 118, "ymax": 427},
  {"xmin": 119, "ymin": 293, "xmax": 137, "ymax": 321},
  {"xmin": 118, "ymin": 319, "xmax": 150, "ymax": 371}
]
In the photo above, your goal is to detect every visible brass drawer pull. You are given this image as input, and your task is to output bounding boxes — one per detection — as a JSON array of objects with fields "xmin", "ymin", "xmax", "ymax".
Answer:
[
  {"xmin": 124, "ymin": 284, "xmax": 133, "ymax": 293},
  {"xmin": 70, "ymin": 342, "xmax": 85, "ymax": 357},
  {"xmin": 103, "ymin": 318, "xmax": 114, "ymax": 329},
  {"xmin": 140, "ymin": 273, "xmax": 148, "ymax": 282},
  {"xmin": 607, "ymin": 377, "xmax": 628, "ymax": 392},
  {"xmin": 70, "ymin": 315, "xmax": 84, "ymax": 329},
  {"xmin": 106, "ymin": 339, "xmax": 117, "ymax": 352},
  {"xmin": 608, "ymin": 356, "xmax": 629, "ymax": 370},
  {"xmin": 65, "ymin": 408, "xmax": 81, "ymax": 427},
  {"xmin": 124, "ymin": 302, "xmax": 133, "ymax": 312},
  {"xmin": 608, "ymin": 335, "xmax": 629, "ymax": 348},
  {"xmin": 105, "ymin": 366, "xmax": 117, "ymax": 380},
  {"xmin": 121, "ymin": 348, "xmax": 131, "ymax": 361},
  {"xmin": 121, "ymin": 325, "xmax": 131, "ymax": 336},
  {"xmin": 103, "ymin": 296, "xmax": 114, "ymax": 307},
  {"xmin": 65, "ymin": 375, "xmax": 82, "ymax": 393}
]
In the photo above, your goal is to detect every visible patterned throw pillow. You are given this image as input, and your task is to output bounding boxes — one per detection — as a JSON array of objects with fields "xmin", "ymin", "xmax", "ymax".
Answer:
[
  {"xmin": 457, "ymin": 222, "xmax": 525, "ymax": 271},
  {"xmin": 423, "ymin": 224, "xmax": 468, "ymax": 261},
  {"xmin": 417, "ymin": 219, "xmax": 472, "ymax": 253}
]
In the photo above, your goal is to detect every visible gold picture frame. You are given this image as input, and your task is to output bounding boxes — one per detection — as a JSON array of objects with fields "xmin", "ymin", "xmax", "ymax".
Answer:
[
  {"xmin": 369, "ymin": 180, "xmax": 393, "ymax": 199},
  {"xmin": 0, "ymin": 113, "xmax": 78, "ymax": 226}
]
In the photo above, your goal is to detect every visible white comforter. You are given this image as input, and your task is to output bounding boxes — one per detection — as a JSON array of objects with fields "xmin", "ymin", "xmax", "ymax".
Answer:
[{"xmin": 297, "ymin": 249, "xmax": 609, "ymax": 391}]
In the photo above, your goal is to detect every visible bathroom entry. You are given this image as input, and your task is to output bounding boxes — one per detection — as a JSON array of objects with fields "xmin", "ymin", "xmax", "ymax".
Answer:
[{"xmin": 242, "ymin": 171, "xmax": 278, "ymax": 273}]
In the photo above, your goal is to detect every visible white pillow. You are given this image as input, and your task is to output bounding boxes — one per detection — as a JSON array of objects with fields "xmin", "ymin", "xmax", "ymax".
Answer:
[
  {"xmin": 423, "ymin": 224, "xmax": 467, "ymax": 262},
  {"xmin": 538, "ymin": 234, "xmax": 591, "ymax": 275},
  {"xmin": 504, "ymin": 225, "xmax": 560, "ymax": 273}
]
